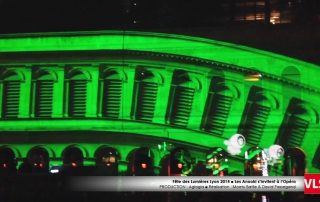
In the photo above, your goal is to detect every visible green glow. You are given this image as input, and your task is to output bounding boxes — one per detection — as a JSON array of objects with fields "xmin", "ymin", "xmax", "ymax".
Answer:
[
  {"xmin": 246, "ymin": 150, "xmax": 262, "ymax": 160},
  {"xmin": 0, "ymin": 31, "xmax": 319, "ymax": 174},
  {"xmin": 0, "ymin": 31, "xmax": 319, "ymax": 90}
]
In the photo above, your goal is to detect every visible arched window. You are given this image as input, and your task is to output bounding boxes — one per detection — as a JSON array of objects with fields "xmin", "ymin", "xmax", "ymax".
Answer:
[
  {"xmin": 243, "ymin": 100, "xmax": 271, "ymax": 145},
  {"xmin": 238, "ymin": 88, "xmax": 272, "ymax": 145},
  {"xmin": 132, "ymin": 70, "xmax": 159, "ymax": 121},
  {"xmin": 35, "ymin": 72, "xmax": 54, "ymax": 117},
  {"xmin": 68, "ymin": 72, "xmax": 87, "ymax": 117},
  {"xmin": 95, "ymin": 146, "xmax": 120, "ymax": 165},
  {"xmin": 2, "ymin": 73, "xmax": 21, "ymax": 118},
  {"xmin": 202, "ymin": 77, "xmax": 233, "ymax": 136},
  {"xmin": 127, "ymin": 147, "xmax": 154, "ymax": 176},
  {"xmin": 282, "ymin": 66, "xmax": 300, "ymax": 82},
  {"xmin": 167, "ymin": 70, "xmax": 196, "ymax": 128},
  {"xmin": 102, "ymin": 71, "xmax": 122, "ymax": 118},
  {"xmin": 62, "ymin": 146, "xmax": 84, "ymax": 166},
  {"xmin": 0, "ymin": 147, "xmax": 17, "ymax": 172},
  {"xmin": 27, "ymin": 146, "xmax": 50, "ymax": 173},
  {"xmin": 277, "ymin": 105, "xmax": 310, "ymax": 149}
]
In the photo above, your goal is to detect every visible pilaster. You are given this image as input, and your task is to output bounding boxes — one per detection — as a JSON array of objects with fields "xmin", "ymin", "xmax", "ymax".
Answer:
[
  {"xmin": 53, "ymin": 66, "xmax": 65, "ymax": 118},
  {"xmin": 19, "ymin": 66, "xmax": 32, "ymax": 118},
  {"xmin": 187, "ymin": 75, "xmax": 210, "ymax": 130},
  {"xmin": 122, "ymin": 65, "xmax": 136, "ymax": 120},
  {"xmin": 85, "ymin": 65, "xmax": 99, "ymax": 117},
  {"xmin": 153, "ymin": 68, "xmax": 174, "ymax": 124}
]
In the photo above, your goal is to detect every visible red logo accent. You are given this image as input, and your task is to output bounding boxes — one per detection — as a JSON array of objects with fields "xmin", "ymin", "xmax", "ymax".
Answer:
[{"xmin": 304, "ymin": 174, "xmax": 320, "ymax": 194}]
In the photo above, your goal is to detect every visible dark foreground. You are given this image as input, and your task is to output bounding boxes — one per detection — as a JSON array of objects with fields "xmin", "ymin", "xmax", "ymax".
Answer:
[{"xmin": 0, "ymin": 173, "xmax": 319, "ymax": 202}]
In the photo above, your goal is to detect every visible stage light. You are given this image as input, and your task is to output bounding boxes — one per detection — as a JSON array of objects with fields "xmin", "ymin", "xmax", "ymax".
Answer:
[
  {"xmin": 106, "ymin": 163, "xmax": 111, "ymax": 166},
  {"xmin": 72, "ymin": 163, "xmax": 76, "ymax": 167},
  {"xmin": 224, "ymin": 134, "xmax": 246, "ymax": 155},
  {"xmin": 141, "ymin": 163, "xmax": 147, "ymax": 169},
  {"xmin": 245, "ymin": 146, "xmax": 269, "ymax": 176},
  {"xmin": 245, "ymin": 73, "xmax": 262, "ymax": 81},
  {"xmin": 3, "ymin": 163, "xmax": 6, "ymax": 168},
  {"xmin": 206, "ymin": 147, "xmax": 228, "ymax": 176},
  {"xmin": 178, "ymin": 163, "xmax": 183, "ymax": 169}
]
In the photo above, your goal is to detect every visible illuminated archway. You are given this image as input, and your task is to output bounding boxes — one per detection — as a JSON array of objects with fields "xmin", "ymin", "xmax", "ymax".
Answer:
[
  {"xmin": 27, "ymin": 145, "xmax": 55, "ymax": 158},
  {"xmin": 0, "ymin": 145, "xmax": 20, "ymax": 158},
  {"xmin": 62, "ymin": 144, "xmax": 88, "ymax": 166},
  {"xmin": 94, "ymin": 145, "xmax": 120, "ymax": 164}
]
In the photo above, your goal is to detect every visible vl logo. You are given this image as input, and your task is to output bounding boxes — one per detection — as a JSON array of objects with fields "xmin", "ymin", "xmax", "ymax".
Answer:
[
  {"xmin": 304, "ymin": 174, "xmax": 320, "ymax": 194},
  {"xmin": 304, "ymin": 179, "xmax": 320, "ymax": 189}
]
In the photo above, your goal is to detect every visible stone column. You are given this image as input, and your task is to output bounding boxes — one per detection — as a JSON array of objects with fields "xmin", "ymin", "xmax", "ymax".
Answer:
[
  {"xmin": 153, "ymin": 69, "xmax": 174, "ymax": 125},
  {"xmin": 52, "ymin": 66, "xmax": 65, "ymax": 118},
  {"xmin": 187, "ymin": 75, "xmax": 211, "ymax": 130},
  {"xmin": 86, "ymin": 65, "xmax": 99, "ymax": 117}
]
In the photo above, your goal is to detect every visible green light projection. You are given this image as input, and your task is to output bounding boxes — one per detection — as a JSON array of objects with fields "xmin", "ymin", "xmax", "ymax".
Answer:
[{"xmin": 0, "ymin": 31, "xmax": 319, "ymax": 174}]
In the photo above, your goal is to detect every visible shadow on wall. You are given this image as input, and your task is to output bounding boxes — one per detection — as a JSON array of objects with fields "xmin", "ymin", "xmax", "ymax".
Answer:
[{"xmin": 276, "ymin": 98, "xmax": 319, "ymax": 150}]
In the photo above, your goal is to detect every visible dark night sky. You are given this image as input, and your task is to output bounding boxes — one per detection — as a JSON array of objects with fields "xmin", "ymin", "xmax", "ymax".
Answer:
[{"xmin": 0, "ymin": 0, "xmax": 319, "ymax": 34}]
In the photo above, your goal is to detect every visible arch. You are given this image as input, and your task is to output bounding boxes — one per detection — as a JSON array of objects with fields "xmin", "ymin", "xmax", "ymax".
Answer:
[
  {"xmin": 284, "ymin": 147, "xmax": 306, "ymax": 158},
  {"xmin": 172, "ymin": 70, "xmax": 201, "ymax": 90},
  {"xmin": 126, "ymin": 147, "xmax": 155, "ymax": 161},
  {"xmin": 227, "ymin": 84, "xmax": 240, "ymax": 99},
  {"xmin": 0, "ymin": 147, "xmax": 16, "ymax": 160},
  {"xmin": 94, "ymin": 145, "xmax": 121, "ymax": 160},
  {"xmin": 1, "ymin": 69, "xmax": 25, "ymax": 81},
  {"xmin": 35, "ymin": 69, "xmax": 58, "ymax": 81},
  {"xmin": 152, "ymin": 71, "xmax": 164, "ymax": 84},
  {"xmin": 68, "ymin": 68, "xmax": 92, "ymax": 80},
  {"xmin": 296, "ymin": 103, "xmax": 319, "ymax": 124},
  {"xmin": 126, "ymin": 148, "xmax": 138, "ymax": 162},
  {"xmin": 136, "ymin": 147, "xmax": 155, "ymax": 158},
  {"xmin": 0, "ymin": 145, "xmax": 21, "ymax": 158},
  {"xmin": 282, "ymin": 66, "xmax": 301, "ymax": 76},
  {"xmin": 103, "ymin": 68, "xmax": 127, "ymax": 81},
  {"xmin": 215, "ymin": 83, "xmax": 240, "ymax": 99},
  {"xmin": 126, "ymin": 147, "xmax": 155, "ymax": 175},
  {"xmin": 27, "ymin": 145, "xmax": 55, "ymax": 158},
  {"xmin": 281, "ymin": 66, "xmax": 301, "ymax": 82},
  {"xmin": 283, "ymin": 147, "xmax": 306, "ymax": 176},
  {"xmin": 136, "ymin": 70, "xmax": 157, "ymax": 82},
  {"xmin": 136, "ymin": 69, "xmax": 164, "ymax": 84},
  {"xmin": 101, "ymin": 70, "xmax": 123, "ymax": 118},
  {"xmin": 208, "ymin": 68, "xmax": 225, "ymax": 78},
  {"xmin": 254, "ymin": 92, "xmax": 279, "ymax": 109},
  {"xmin": 61, "ymin": 144, "xmax": 89, "ymax": 158}
]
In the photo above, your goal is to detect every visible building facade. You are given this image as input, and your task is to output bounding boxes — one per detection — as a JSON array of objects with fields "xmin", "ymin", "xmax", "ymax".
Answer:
[{"xmin": 0, "ymin": 31, "xmax": 319, "ymax": 174}]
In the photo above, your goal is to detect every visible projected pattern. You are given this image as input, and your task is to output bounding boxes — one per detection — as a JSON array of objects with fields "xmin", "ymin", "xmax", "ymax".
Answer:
[{"xmin": 0, "ymin": 31, "xmax": 319, "ymax": 174}]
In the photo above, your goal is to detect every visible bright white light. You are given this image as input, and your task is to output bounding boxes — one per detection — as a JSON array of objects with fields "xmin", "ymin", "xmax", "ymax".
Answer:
[
  {"xmin": 268, "ymin": 145, "xmax": 284, "ymax": 160},
  {"xmin": 224, "ymin": 134, "xmax": 246, "ymax": 155},
  {"xmin": 261, "ymin": 151, "xmax": 269, "ymax": 176},
  {"xmin": 50, "ymin": 169, "xmax": 59, "ymax": 173},
  {"xmin": 265, "ymin": 145, "xmax": 284, "ymax": 166}
]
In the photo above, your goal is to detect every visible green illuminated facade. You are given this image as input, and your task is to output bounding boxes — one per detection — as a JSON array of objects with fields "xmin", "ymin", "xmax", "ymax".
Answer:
[{"xmin": 0, "ymin": 31, "xmax": 319, "ymax": 174}]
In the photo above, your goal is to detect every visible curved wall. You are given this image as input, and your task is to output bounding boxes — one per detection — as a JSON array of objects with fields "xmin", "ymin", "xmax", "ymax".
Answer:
[{"xmin": 0, "ymin": 31, "xmax": 319, "ymax": 173}]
